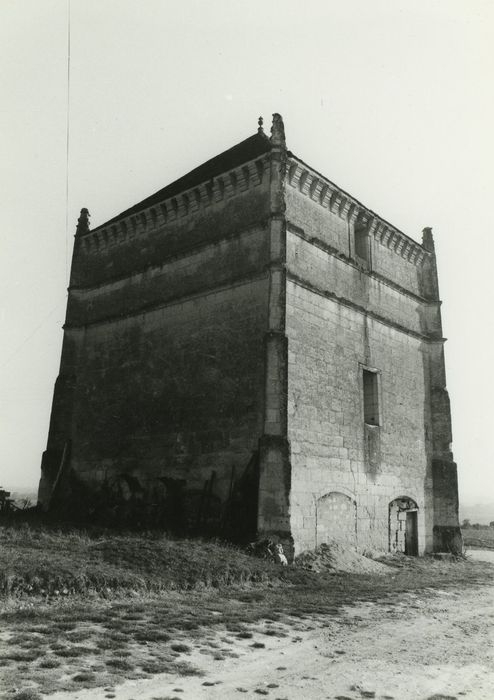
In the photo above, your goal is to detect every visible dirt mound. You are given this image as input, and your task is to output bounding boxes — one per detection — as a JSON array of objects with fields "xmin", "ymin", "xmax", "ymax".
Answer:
[{"xmin": 295, "ymin": 541, "xmax": 391, "ymax": 575}]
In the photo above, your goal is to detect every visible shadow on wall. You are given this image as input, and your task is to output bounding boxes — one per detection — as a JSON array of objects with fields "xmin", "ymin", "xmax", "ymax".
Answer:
[{"xmin": 46, "ymin": 451, "xmax": 260, "ymax": 543}]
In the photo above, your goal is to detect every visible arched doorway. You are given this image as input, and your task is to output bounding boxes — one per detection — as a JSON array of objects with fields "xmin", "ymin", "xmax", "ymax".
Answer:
[
  {"xmin": 316, "ymin": 491, "xmax": 357, "ymax": 548},
  {"xmin": 389, "ymin": 497, "xmax": 419, "ymax": 555}
]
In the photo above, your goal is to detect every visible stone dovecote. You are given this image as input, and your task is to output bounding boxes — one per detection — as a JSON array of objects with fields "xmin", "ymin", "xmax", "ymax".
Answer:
[{"xmin": 39, "ymin": 114, "xmax": 461, "ymax": 557}]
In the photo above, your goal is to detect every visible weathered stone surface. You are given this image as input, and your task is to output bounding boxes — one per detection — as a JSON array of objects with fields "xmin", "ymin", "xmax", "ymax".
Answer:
[{"xmin": 39, "ymin": 115, "xmax": 460, "ymax": 555}]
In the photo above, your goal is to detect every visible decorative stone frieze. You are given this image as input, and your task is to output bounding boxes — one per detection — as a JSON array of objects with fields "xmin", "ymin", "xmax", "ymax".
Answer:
[
  {"xmin": 287, "ymin": 157, "xmax": 429, "ymax": 267},
  {"xmin": 79, "ymin": 154, "xmax": 270, "ymax": 252}
]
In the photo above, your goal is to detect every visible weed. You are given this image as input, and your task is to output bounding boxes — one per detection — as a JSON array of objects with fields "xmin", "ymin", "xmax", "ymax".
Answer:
[
  {"xmin": 72, "ymin": 671, "xmax": 96, "ymax": 683},
  {"xmin": 38, "ymin": 657, "xmax": 62, "ymax": 668},
  {"xmin": 172, "ymin": 661, "xmax": 203, "ymax": 677}
]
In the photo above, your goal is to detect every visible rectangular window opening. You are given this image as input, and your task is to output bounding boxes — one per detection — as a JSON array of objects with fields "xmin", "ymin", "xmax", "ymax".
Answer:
[
  {"xmin": 354, "ymin": 226, "xmax": 369, "ymax": 263},
  {"xmin": 363, "ymin": 369, "xmax": 380, "ymax": 426}
]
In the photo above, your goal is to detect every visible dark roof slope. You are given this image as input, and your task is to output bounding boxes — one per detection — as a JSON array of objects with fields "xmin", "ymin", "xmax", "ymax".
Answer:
[{"xmin": 91, "ymin": 131, "xmax": 272, "ymax": 232}]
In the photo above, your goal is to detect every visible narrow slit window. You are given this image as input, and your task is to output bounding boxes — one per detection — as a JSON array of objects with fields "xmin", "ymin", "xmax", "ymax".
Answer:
[
  {"xmin": 354, "ymin": 224, "xmax": 369, "ymax": 263},
  {"xmin": 363, "ymin": 369, "xmax": 379, "ymax": 426}
]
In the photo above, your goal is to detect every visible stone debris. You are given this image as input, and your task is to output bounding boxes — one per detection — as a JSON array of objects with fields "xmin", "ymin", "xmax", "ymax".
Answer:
[{"xmin": 295, "ymin": 541, "xmax": 391, "ymax": 575}]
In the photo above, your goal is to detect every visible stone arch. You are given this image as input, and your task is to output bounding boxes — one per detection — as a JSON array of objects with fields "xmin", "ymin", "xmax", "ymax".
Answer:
[
  {"xmin": 389, "ymin": 496, "xmax": 419, "ymax": 555},
  {"xmin": 315, "ymin": 491, "xmax": 357, "ymax": 548}
]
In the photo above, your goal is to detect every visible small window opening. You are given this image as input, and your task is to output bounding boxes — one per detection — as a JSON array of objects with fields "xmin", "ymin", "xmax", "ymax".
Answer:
[
  {"xmin": 354, "ymin": 221, "xmax": 370, "ymax": 263},
  {"xmin": 363, "ymin": 369, "xmax": 379, "ymax": 426}
]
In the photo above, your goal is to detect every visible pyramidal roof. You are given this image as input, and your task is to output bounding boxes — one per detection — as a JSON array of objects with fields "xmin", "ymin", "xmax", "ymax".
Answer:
[{"xmin": 92, "ymin": 128, "xmax": 272, "ymax": 232}]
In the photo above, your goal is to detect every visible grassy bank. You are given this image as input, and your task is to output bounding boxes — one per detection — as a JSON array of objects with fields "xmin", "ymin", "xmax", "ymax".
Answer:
[
  {"xmin": 0, "ymin": 524, "xmax": 313, "ymax": 598},
  {"xmin": 1, "ymin": 523, "xmax": 491, "ymax": 599},
  {"xmin": 1, "ymin": 523, "xmax": 493, "ymax": 699}
]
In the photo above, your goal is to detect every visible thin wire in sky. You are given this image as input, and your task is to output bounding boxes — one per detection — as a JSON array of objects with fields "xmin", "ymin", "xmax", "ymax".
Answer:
[
  {"xmin": 0, "ymin": 303, "xmax": 65, "ymax": 372},
  {"xmin": 65, "ymin": 0, "xmax": 71, "ymax": 285}
]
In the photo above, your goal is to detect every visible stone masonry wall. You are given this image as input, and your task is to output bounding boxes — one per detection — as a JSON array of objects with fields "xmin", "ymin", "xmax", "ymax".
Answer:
[
  {"xmin": 40, "ymin": 157, "xmax": 273, "ymax": 539},
  {"xmin": 40, "ymin": 122, "xmax": 458, "ymax": 553},
  {"xmin": 287, "ymin": 230, "xmax": 436, "ymax": 336},
  {"xmin": 285, "ymin": 184, "xmax": 436, "ymax": 555},
  {"xmin": 286, "ymin": 280, "xmax": 432, "ymax": 555},
  {"xmin": 60, "ymin": 278, "xmax": 269, "ymax": 533}
]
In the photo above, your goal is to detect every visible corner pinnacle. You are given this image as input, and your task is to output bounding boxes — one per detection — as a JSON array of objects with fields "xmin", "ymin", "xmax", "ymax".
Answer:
[
  {"xmin": 76, "ymin": 208, "xmax": 90, "ymax": 236},
  {"xmin": 422, "ymin": 227, "xmax": 435, "ymax": 253},
  {"xmin": 270, "ymin": 113, "xmax": 286, "ymax": 147}
]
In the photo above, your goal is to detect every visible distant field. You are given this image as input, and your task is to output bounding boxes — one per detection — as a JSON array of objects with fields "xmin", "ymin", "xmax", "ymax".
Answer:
[{"xmin": 462, "ymin": 526, "xmax": 494, "ymax": 549}]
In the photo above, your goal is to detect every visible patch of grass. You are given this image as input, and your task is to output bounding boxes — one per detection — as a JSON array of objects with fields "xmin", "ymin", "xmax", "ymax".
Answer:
[
  {"xmin": 8, "ymin": 634, "xmax": 33, "ymax": 645},
  {"xmin": 111, "ymin": 649, "xmax": 132, "ymax": 658},
  {"xmin": 38, "ymin": 656, "xmax": 62, "ymax": 668},
  {"xmin": 11, "ymin": 691, "xmax": 43, "ymax": 700},
  {"xmin": 54, "ymin": 645, "xmax": 95, "ymax": 658},
  {"xmin": 462, "ymin": 526, "xmax": 494, "ymax": 549},
  {"xmin": 107, "ymin": 631, "xmax": 128, "ymax": 641},
  {"xmin": 0, "ymin": 523, "xmax": 295, "ymax": 597},
  {"xmin": 172, "ymin": 661, "xmax": 204, "ymax": 677},
  {"xmin": 72, "ymin": 671, "xmax": 96, "ymax": 683},
  {"xmin": 1, "ymin": 523, "xmax": 493, "ymax": 700},
  {"xmin": 140, "ymin": 657, "xmax": 202, "ymax": 677},
  {"xmin": 236, "ymin": 630, "xmax": 253, "ymax": 639},
  {"xmin": 264, "ymin": 628, "xmax": 287, "ymax": 637},
  {"xmin": 27, "ymin": 625, "xmax": 52, "ymax": 635},
  {"xmin": 105, "ymin": 658, "xmax": 134, "ymax": 671},
  {"xmin": 141, "ymin": 661, "xmax": 171, "ymax": 674},
  {"xmin": 96, "ymin": 637, "xmax": 127, "ymax": 651},
  {"xmin": 133, "ymin": 629, "xmax": 170, "ymax": 642},
  {"xmin": 66, "ymin": 629, "xmax": 93, "ymax": 642},
  {"xmin": 5, "ymin": 650, "xmax": 41, "ymax": 662},
  {"xmin": 55, "ymin": 621, "xmax": 77, "ymax": 631}
]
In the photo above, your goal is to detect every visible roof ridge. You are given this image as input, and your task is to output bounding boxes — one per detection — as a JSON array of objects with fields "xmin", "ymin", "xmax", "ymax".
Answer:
[{"xmin": 90, "ymin": 130, "xmax": 272, "ymax": 232}]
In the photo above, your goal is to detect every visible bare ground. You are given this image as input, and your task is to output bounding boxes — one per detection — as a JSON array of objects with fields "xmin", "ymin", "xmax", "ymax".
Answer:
[{"xmin": 22, "ymin": 552, "xmax": 493, "ymax": 700}]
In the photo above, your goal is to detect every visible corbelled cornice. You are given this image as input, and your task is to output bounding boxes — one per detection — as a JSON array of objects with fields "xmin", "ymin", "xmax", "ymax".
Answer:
[
  {"xmin": 79, "ymin": 154, "xmax": 270, "ymax": 254},
  {"xmin": 286, "ymin": 156, "xmax": 429, "ymax": 267}
]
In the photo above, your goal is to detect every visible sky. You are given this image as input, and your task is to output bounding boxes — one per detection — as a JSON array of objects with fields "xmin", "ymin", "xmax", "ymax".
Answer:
[{"xmin": 1, "ymin": 0, "xmax": 493, "ymax": 505}]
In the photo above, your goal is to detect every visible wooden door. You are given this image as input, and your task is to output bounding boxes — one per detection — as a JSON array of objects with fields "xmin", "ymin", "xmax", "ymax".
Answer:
[{"xmin": 405, "ymin": 511, "xmax": 418, "ymax": 556}]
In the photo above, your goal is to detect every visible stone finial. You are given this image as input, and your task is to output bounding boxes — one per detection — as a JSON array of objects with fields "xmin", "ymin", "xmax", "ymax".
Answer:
[
  {"xmin": 258, "ymin": 116, "xmax": 264, "ymax": 133},
  {"xmin": 270, "ymin": 113, "xmax": 286, "ymax": 147},
  {"xmin": 422, "ymin": 226, "xmax": 435, "ymax": 253},
  {"xmin": 76, "ymin": 208, "xmax": 90, "ymax": 236}
]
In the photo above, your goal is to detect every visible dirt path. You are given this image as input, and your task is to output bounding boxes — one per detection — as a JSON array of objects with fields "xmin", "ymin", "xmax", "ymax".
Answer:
[{"xmin": 49, "ymin": 567, "xmax": 494, "ymax": 700}]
